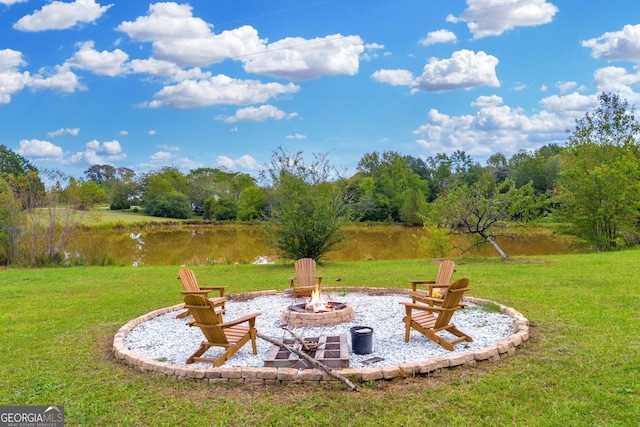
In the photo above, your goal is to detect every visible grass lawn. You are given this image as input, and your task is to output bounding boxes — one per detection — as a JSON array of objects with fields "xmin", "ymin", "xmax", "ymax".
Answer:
[{"xmin": 1, "ymin": 251, "xmax": 639, "ymax": 426}]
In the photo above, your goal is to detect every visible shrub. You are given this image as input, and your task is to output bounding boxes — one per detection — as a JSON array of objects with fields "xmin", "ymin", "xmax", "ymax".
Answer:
[
  {"xmin": 203, "ymin": 197, "xmax": 238, "ymax": 221},
  {"xmin": 144, "ymin": 191, "xmax": 191, "ymax": 219}
]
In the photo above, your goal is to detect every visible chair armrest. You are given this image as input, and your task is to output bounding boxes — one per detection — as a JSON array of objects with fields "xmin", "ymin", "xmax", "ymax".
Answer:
[
  {"xmin": 399, "ymin": 301, "xmax": 446, "ymax": 313},
  {"xmin": 219, "ymin": 312, "xmax": 261, "ymax": 328},
  {"xmin": 410, "ymin": 293, "xmax": 444, "ymax": 304},
  {"xmin": 199, "ymin": 286, "xmax": 228, "ymax": 297},
  {"xmin": 180, "ymin": 290, "xmax": 211, "ymax": 295},
  {"xmin": 209, "ymin": 297, "xmax": 227, "ymax": 307},
  {"xmin": 409, "ymin": 280, "xmax": 435, "ymax": 291}
]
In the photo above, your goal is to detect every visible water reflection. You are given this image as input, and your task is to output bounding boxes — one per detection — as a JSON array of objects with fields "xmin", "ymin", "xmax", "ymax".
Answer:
[{"xmin": 67, "ymin": 224, "xmax": 578, "ymax": 266}]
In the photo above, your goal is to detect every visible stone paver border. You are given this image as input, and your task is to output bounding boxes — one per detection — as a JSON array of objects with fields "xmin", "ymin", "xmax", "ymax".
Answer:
[{"xmin": 113, "ymin": 287, "xmax": 530, "ymax": 385}]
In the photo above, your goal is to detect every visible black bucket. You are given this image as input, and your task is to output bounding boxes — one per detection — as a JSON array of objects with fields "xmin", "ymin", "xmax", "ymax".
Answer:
[{"xmin": 350, "ymin": 326, "xmax": 373, "ymax": 355}]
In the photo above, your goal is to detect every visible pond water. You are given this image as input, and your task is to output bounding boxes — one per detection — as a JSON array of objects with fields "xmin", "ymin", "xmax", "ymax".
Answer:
[{"xmin": 66, "ymin": 224, "xmax": 578, "ymax": 266}]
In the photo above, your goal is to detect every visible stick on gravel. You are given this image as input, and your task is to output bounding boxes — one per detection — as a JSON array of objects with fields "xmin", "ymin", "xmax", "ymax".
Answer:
[{"xmin": 257, "ymin": 333, "xmax": 359, "ymax": 392}]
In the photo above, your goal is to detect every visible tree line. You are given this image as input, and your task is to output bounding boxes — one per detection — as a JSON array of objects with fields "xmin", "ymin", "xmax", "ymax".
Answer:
[{"xmin": 1, "ymin": 92, "xmax": 639, "ymax": 265}]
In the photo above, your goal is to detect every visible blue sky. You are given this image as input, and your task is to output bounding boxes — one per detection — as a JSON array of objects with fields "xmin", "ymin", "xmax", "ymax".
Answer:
[{"xmin": 2, "ymin": 0, "xmax": 640, "ymax": 179}]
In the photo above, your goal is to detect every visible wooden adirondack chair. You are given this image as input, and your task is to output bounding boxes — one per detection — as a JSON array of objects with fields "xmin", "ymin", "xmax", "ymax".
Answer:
[
  {"xmin": 177, "ymin": 268, "xmax": 227, "ymax": 320},
  {"xmin": 183, "ymin": 294, "xmax": 260, "ymax": 367},
  {"xmin": 399, "ymin": 277, "xmax": 473, "ymax": 351},
  {"xmin": 289, "ymin": 258, "xmax": 323, "ymax": 297},
  {"xmin": 409, "ymin": 260, "xmax": 456, "ymax": 306}
]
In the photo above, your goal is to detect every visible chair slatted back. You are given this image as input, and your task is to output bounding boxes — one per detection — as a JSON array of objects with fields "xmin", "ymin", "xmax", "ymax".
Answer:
[
  {"xmin": 183, "ymin": 294, "xmax": 229, "ymax": 345},
  {"xmin": 435, "ymin": 260, "xmax": 456, "ymax": 285},
  {"xmin": 294, "ymin": 258, "xmax": 317, "ymax": 288},
  {"xmin": 179, "ymin": 268, "xmax": 200, "ymax": 293},
  {"xmin": 433, "ymin": 278, "xmax": 469, "ymax": 329}
]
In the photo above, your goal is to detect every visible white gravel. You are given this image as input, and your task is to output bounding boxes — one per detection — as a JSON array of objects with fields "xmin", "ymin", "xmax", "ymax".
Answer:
[{"xmin": 125, "ymin": 291, "xmax": 515, "ymax": 369}]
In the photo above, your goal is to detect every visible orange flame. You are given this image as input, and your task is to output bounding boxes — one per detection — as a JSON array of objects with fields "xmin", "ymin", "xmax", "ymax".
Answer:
[{"xmin": 305, "ymin": 284, "xmax": 326, "ymax": 312}]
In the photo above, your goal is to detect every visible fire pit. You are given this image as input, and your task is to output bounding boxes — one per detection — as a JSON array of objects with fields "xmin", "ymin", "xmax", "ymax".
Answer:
[{"xmin": 281, "ymin": 285, "xmax": 355, "ymax": 327}]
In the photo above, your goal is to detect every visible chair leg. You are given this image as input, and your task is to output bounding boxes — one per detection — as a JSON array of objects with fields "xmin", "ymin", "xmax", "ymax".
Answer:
[
  {"xmin": 402, "ymin": 317, "xmax": 411, "ymax": 342},
  {"xmin": 446, "ymin": 325, "xmax": 473, "ymax": 343},
  {"xmin": 250, "ymin": 330, "xmax": 258, "ymax": 354},
  {"xmin": 186, "ymin": 341, "xmax": 212, "ymax": 364}
]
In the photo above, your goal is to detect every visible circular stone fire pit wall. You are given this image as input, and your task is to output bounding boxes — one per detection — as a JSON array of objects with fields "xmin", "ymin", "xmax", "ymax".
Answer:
[
  {"xmin": 281, "ymin": 303, "xmax": 355, "ymax": 327},
  {"xmin": 113, "ymin": 288, "xmax": 530, "ymax": 386}
]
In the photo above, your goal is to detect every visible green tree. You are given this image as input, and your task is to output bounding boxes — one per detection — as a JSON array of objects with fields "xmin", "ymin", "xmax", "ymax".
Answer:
[
  {"xmin": 508, "ymin": 145, "xmax": 562, "ymax": 194},
  {"xmin": 0, "ymin": 146, "xmax": 45, "ymax": 209},
  {"xmin": 0, "ymin": 178, "xmax": 21, "ymax": 265},
  {"xmin": 486, "ymin": 153, "xmax": 509, "ymax": 184},
  {"xmin": 84, "ymin": 164, "xmax": 116, "ymax": 185},
  {"xmin": 142, "ymin": 167, "xmax": 191, "ymax": 218},
  {"xmin": 109, "ymin": 167, "xmax": 138, "ymax": 210},
  {"xmin": 63, "ymin": 178, "xmax": 106, "ymax": 209},
  {"xmin": 428, "ymin": 177, "xmax": 544, "ymax": 258},
  {"xmin": 262, "ymin": 147, "xmax": 349, "ymax": 262},
  {"xmin": 187, "ymin": 168, "xmax": 256, "ymax": 216},
  {"xmin": 0, "ymin": 144, "xmax": 39, "ymax": 177},
  {"xmin": 556, "ymin": 92, "xmax": 640, "ymax": 250},
  {"xmin": 354, "ymin": 151, "xmax": 430, "ymax": 223},
  {"xmin": 237, "ymin": 186, "xmax": 267, "ymax": 221},
  {"xmin": 203, "ymin": 197, "xmax": 238, "ymax": 221},
  {"xmin": 145, "ymin": 191, "xmax": 191, "ymax": 219}
]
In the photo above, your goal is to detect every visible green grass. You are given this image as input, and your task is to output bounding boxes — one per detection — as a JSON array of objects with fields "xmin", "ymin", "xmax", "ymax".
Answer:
[{"xmin": 1, "ymin": 252, "xmax": 639, "ymax": 426}]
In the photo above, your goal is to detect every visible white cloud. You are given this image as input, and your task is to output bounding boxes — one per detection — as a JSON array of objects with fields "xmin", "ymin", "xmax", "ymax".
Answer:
[
  {"xmin": 471, "ymin": 94, "xmax": 503, "ymax": 108},
  {"xmin": 590, "ymin": 66, "xmax": 640, "ymax": 104},
  {"xmin": 156, "ymin": 25, "xmax": 265, "ymax": 68},
  {"xmin": 412, "ymin": 93, "xmax": 591, "ymax": 159},
  {"xmin": 29, "ymin": 64, "xmax": 83, "ymax": 92},
  {"xmin": 67, "ymin": 41, "xmax": 129, "ymax": 76},
  {"xmin": 286, "ymin": 133, "xmax": 307, "ymax": 140},
  {"xmin": 556, "ymin": 81, "xmax": 577, "ymax": 93},
  {"xmin": 0, "ymin": 0, "xmax": 26, "ymax": 6},
  {"xmin": 539, "ymin": 92, "xmax": 598, "ymax": 118},
  {"xmin": 0, "ymin": 49, "xmax": 25, "ymax": 72},
  {"xmin": 128, "ymin": 58, "xmax": 211, "ymax": 81},
  {"xmin": 148, "ymin": 130, "xmax": 157, "ymax": 135},
  {"xmin": 16, "ymin": 139, "xmax": 64, "ymax": 160},
  {"xmin": 420, "ymin": 29, "xmax": 457, "ymax": 46},
  {"xmin": 13, "ymin": 0, "xmax": 112, "ymax": 32},
  {"xmin": 448, "ymin": 0, "xmax": 558, "ymax": 39},
  {"xmin": 149, "ymin": 151, "xmax": 172, "ymax": 162},
  {"xmin": 371, "ymin": 69, "xmax": 415, "ymax": 86},
  {"xmin": 218, "ymin": 105, "xmax": 298, "ymax": 123},
  {"xmin": 243, "ymin": 34, "xmax": 364, "ymax": 81},
  {"xmin": 582, "ymin": 24, "xmax": 640, "ymax": 62},
  {"xmin": 137, "ymin": 153, "xmax": 203, "ymax": 172},
  {"xmin": 48, "ymin": 128, "xmax": 80, "ymax": 138},
  {"xmin": 119, "ymin": 130, "xmax": 129, "ymax": 136},
  {"xmin": 0, "ymin": 49, "xmax": 30, "ymax": 104},
  {"xmin": 145, "ymin": 74, "xmax": 299, "ymax": 109},
  {"xmin": 116, "ymin": 2, "xmax": 212, "ymax": 42},
  {"xmin": 68, "ymin": 139, "xmax": 126, "ymax": 165},
  {"xmin": 362, "ymin": 43, "xmax": 386, "ymax": 61},
  {"xmin": 413, "ymin": 49, "xmax": 500, "ymax": 92},
  {"xmin": 216, "ymin": 154, "xmax": 261, "ymax": 170},
  {"xmin": 157, "ymin": 144, "xmax": 179, "ymax": 151},
  {"xmin": 116, "ymin": 3, "xmax": 364, "ymax": 82},
  {"xmin": 116, "ymin": 3, "xmax": 264, "ymax": 67},
  {"xmin": 172, "ymin": 157, "xmax": 203, "ymax": 170},
  {"xmin": 373, "ymin": 50, "xmax": 499, "ymax": 93}
]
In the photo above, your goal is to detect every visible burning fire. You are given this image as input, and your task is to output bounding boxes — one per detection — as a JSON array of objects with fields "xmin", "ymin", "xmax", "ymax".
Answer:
[{"xmin": 305, "ymin": 285, "xmax": 327, "ymax": 312}]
